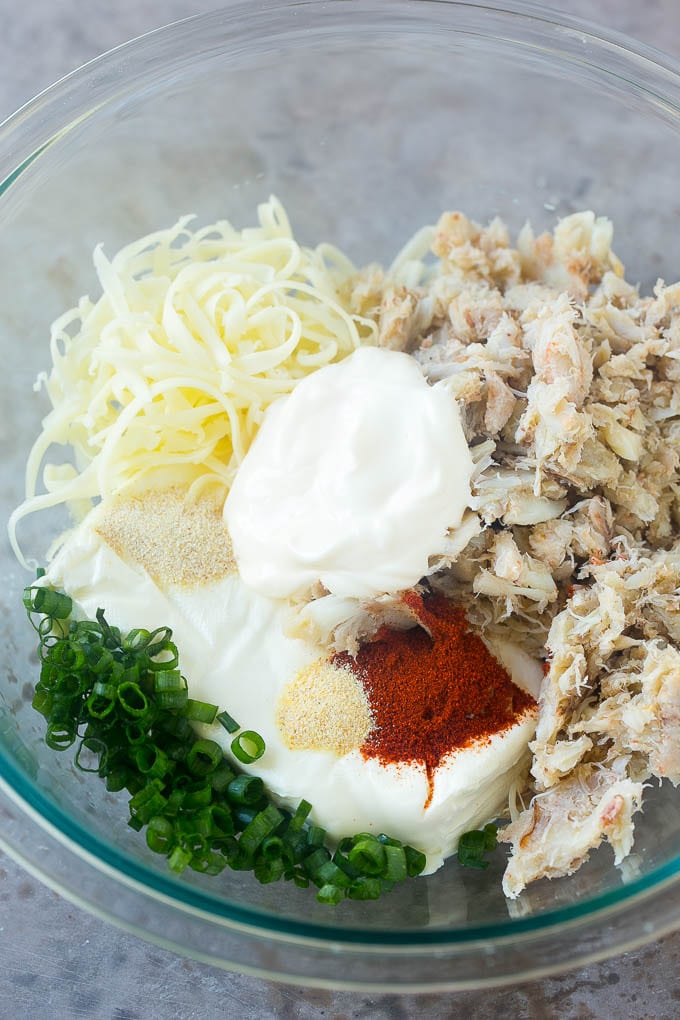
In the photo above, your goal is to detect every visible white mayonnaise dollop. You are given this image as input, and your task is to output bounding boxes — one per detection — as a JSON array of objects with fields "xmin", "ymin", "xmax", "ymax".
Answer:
[
  {"xmin": 46, "ymin": 518, "xmax": 537, "ymax": 873},
  {"xmin": 224, "ymin": 346, "xmax": 474, "ymax": 600}
]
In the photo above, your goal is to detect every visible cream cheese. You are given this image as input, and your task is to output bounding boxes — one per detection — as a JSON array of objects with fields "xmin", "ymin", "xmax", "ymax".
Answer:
[{"xmin": 46, "ymin": 515, "xmax": 536, "ymax": 873}]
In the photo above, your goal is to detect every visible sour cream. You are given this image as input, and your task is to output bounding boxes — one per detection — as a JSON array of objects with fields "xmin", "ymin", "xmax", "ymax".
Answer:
[
  {"xmin": 224, "ymin": 346, "xmax": 474, "ymax": 600},
  {"xmin": 46, "ymin": 516, "xmax": 537, "ymax": 873}
]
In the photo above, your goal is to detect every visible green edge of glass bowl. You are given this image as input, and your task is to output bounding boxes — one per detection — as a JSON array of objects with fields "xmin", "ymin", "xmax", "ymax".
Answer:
[
  {"xmin": 2, "ymin": 0, "xmax": 680, "ymax": 957},
  {"xmin": 3, "ymin": 726, "xmax": 680, "ymax": 947}
]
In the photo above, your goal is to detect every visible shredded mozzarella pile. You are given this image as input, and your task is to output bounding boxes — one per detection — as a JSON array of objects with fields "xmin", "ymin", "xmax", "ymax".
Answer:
[{"xmin": 10, "ymin": 198, "xmax": 376, "ymax": 564}]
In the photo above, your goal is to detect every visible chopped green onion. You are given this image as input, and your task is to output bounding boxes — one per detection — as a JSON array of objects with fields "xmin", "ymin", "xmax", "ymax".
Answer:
[
  {"xmin": 164, "ymin": 789, "xmax": 186, "ymax": 817},
  {"xmin": 306, "ymin": 825, "xmax": 326, "ymax": 847},
  {"xmin": 482, "ymin": 823, "xmax": 498, "ymax": 851},
  {"xmin": 383, "ymin": 844, "xmax": 407, "ymax": 883},
  {"xmin": 314, "ymin": 860, "xmax": 351, "ymax": 890},
  {"xmin": 117, "ymin": 681, "xmax": 150, "ymax": 718},
  {"xmin": 458, "ymin": 825, "xmax": 498, "ymax": 869},
  {"xmin": 125, "ymin": 721, "xmax": 148, "ymax": 745},
  {"xmin": 191, "ymin": 849, "xmax": 227, "ymax": 876},
  {"xmin": 348, "ymin": 876, "xmax": 384, "ymax": 900},
  {"xmin": 216, "ymin": 710, "xmax": 240, "ymax": 734},
  {"xmin": 239, "ymin": 804, "xmax": 285, "ymax": 857},
  {"xmin": 226, "ymin": 774, "xmax": 264, "ymax": 805},
  {"xmin": 52, "ymin": 643, "xmax": 85, "ymax": 670},
  {"xmin": 167, "ymin": 846, "xmax": 192, "ymax": 873},
  {"xmin": 209, "ymin": 762, "xmax": 236, "ymax": 793},
  {"xmin": 331, "ymin": 847, "xmax": 360, "ymax": 880},
  {"xmin": 45, "ymin": 723, "xmax": 76, "ymax": 751},
  {"xmin": 134, "ymin": 744, "xmax": 169, "ymax": 778},
  {"xmin": 105, "ymin": 769, "xmax": 128, "ymax": 793},
  {"xmin": 186, "ymin": 738, "xmax": 222, "ymax": 776},
  {"xmin": 90, "ymin": 648, "xmax": 114, "ymax": 674},
  {"xmin": 289, "ymin": 799, "xmax": 312, "ymax": 831},
  {"xmin": 24, "ymin": 586, "xmax": 73, "ymax": 619},
  {"xmin": 208, "ymin": 805, "xmax": 234, "ymax": 837},
  {"xmin": 317, "ymin": 883, "xmax": 345, "ymax": 905},
  {"xmin": 153, "ymin": 671, "xmax": 184, "ymax": 693},
  {"xmin": 181, "ymin": 833, "xmax": 207, "ymax": 857},
  {"xmin": 182, "ymin": 781, "xmax": 213, "ymax": 810},
  {"xmin": 124, "ymin": 628, "xmax": 151, "ymax": 650},
  {"xmin": 92, "ymin": 681, "xmax": 116, "ymax": 699},
  {"xmin": 129, "ymin": 783, "xmax": 168, "ymax": 824},
  {"xmin": 31, "ymin": 688, "xmax": 52, "ymax": 718},
  {"xmin": 233, "ymin": 806, "xmax": 260, "ymax": 829},
  {"xmin": 25, "ymin": 587, "xmax": 428, "ymax": 908},
  {"xmin": 404, "ymin": 845, "xmax": 427, "ymax": 877},
  {"xmin": 146, "ymin": 816, "xmax": 174, "ymax": 853},
  {"xmin": 302, "ymin": 847, "xmax": 332, "ymax": 881},
  {"xmin": 86, "ymin": 693, "xmax": 117, "ymax": 719},
  {"xmin": 254, "ymin": 856, "xmax": 286, "ymax": 884},
  {"xmin": 194, "ymin": 806, "xmax": 217, "ymax": 838},
  {"xmin": 183, "ymin": 699, "xmax": 218, "ymax": 725},
  {"xmin": 156, "ymin": 688, "xmax": 188, "ymax": 710},
  {"xmin": 147, "ymin": 643, "xmax": 179, "ymax": 672},
  {"xmin": 95, "ymin": 608, "xmax": 120, "ymax": 647},
  {"xmin": 348, "ymin": 836, "xmax": 386, "ymax": 877},
  {"xmin": 261, "ymin": 835, "xmax": 286, "ymax": 862},
  {"xmin": 144, "ymin": 628, "xmax": 172, "ymax": 657},
  {"xmin": 74, "ymin": 737, "xmax": 106, "ymax": 774},
  {"xmin": 230, "ymin": 729, "xmax": 265, "ymax": 764}
]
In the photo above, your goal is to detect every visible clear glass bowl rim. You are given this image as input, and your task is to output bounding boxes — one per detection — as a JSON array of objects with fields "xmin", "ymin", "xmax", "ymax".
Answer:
[{"xmin": 2, "ymin": 0, "xmax": 680, "ymax": 965}]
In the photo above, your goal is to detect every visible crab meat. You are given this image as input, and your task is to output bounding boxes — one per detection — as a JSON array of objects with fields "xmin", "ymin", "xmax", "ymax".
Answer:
[{"xmin": 501, "ymin": 765, "xmax": 643, "ymax": 899}]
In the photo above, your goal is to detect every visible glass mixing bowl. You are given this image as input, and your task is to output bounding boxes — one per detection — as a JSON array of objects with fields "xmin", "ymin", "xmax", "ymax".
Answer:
[{"xmin": 2, "ymin": 0, "xmax": 680, "ymax": 991}]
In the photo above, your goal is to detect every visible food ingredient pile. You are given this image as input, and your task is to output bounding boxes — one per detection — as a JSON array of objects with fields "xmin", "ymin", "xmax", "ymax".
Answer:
[
  {"xmin": 343, "ymin": 209, "xmax": 680, "ymax": 896},
  {"xmin": 12, "ymin": 199, "xmax": 680, "ymax": 900}
]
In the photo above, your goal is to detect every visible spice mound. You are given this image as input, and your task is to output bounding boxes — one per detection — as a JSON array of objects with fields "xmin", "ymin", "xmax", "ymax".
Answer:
[
  {"xmin": 276, "ymin": 658, "xmax": 373, "ymax": 756},
  {"xmin": 335, "ymin": 594, "xmax": 536, "ymax": 805},
  {"xmin": 95, "ymin": 487, "xmax": 236, "ymax": 587}
]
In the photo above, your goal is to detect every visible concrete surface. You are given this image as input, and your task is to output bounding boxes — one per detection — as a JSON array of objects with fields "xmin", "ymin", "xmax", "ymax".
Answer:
[{"xmin": 2, "ymin": 1, "xmax": 680, "ymax": 1017}]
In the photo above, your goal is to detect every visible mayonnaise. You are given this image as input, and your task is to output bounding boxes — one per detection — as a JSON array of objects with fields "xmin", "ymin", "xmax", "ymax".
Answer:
[{"xmin": 224, "ymin": 346, "xmax": 474, "ymax": 600}]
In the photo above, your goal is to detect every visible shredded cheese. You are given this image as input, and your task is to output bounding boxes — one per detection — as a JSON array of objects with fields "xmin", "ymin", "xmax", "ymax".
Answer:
[{"xmin": 10, "ymin": 198, "xmax": 376, "ymax": 565}]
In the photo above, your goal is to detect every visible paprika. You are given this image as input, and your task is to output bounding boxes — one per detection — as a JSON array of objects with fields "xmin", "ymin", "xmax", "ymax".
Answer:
[{"xmin": 334, "ymin": 592, "xmax": 536, "ymax": 805}]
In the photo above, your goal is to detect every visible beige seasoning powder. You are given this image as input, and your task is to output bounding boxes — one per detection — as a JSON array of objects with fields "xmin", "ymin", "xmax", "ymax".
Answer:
[
  {"xmin": 98, "ymin": 489, "xmax": 370, "ymax": 757},
  {"xmin": 95, "ymin": 487, "xmax": 236, "ymax": 587},
  {"xmin": 276, "ymin": 658, "xmax": 374, "ymax": 757}
]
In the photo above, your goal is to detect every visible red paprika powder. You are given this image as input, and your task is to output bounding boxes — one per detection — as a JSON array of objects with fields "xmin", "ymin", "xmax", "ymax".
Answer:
[{"xmin": 334, "ymin": 592, "xmax": 535, "ymax": 805}]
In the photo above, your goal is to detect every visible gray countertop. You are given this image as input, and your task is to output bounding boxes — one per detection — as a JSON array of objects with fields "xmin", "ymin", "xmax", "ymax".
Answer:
[{"xmin": 2, "ymin": 1, "xmax": 680, "ymax": 1016}]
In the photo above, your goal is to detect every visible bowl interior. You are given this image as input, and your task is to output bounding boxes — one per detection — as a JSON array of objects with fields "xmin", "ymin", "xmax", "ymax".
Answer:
[{"xmin": 1, "ymin": 0, "xmax": 680, "ymax": 954}]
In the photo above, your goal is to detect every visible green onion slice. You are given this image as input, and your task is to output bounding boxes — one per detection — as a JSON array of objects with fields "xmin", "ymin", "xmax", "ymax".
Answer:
[
  {"xmin": 156, "ymin": 688, "xmax": 188, "ymax": 710},
  {"xmin": 316, "ymin": 883, "xmax": 345, "ymax": 905},
  {"xmin": 117, "ymin": 681, "xmax": 150, "ymax": 718},
  {"xmin": 226, "ymin": 774, "xmax": 264, "ymax": 806},
  {"xmin": 458, "ymin": 824, "xmax": 498, "ymax": 869},
  {"xmin": 183, "ymin": 699, "xmax": 218, "ymax": 725},
  {"xmin": 24, "ymin": 586, "xmax": 73, "ymax": 619},
  {"xmin": 186, "ymin": 738, "xmax": 223, "ymax": 776},
  {"xmin": 230, "ymin": 730, "xmax": 265, "ymax": 764},
  {"xmin": 239, "ymin": 804, "xmax": 284, "ymax": 857},
  {"xmin": 216, "ymin": 710, "xmax": 240, "ymax": 734},
  {"xmin": 146, "ymin": 816, "xmax": 174, "ymax": 854},
  {"xmin": 348, "ymin": 836, "xmax": 386, "ymax": 877},
  {"xmin": 289, "ymin": 799, "xmax": 312, "ymax": 831}
]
